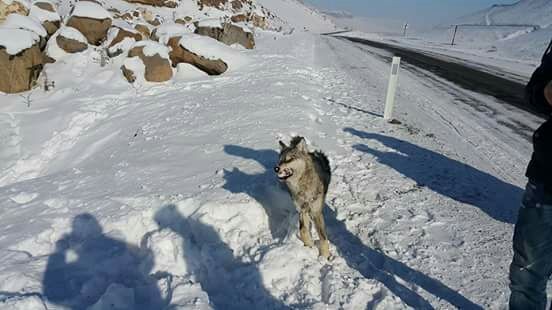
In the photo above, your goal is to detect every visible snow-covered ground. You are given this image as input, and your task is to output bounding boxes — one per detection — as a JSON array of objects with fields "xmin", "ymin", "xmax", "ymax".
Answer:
[{"xmin": 0, "ymin": 22, "xmax": 540, "ymax": 308}]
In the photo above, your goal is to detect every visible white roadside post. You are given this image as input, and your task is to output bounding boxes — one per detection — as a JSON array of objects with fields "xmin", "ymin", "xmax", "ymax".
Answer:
[{"xmin": 384, "ymin": 56, "xmax": 401, "ymax": 121}]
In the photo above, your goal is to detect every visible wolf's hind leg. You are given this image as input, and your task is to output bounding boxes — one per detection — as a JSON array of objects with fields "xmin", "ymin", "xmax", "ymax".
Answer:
[
  {"xmin": 313, "ymin": 211, "xmax": 330, "ymax": 258},
  {"xmin": 299, "ymin": 211, "xmax": 314, "ymax": 247}
]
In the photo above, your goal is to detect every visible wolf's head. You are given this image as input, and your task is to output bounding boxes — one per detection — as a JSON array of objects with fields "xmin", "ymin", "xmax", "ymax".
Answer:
[{"xmin": 274, "ymin": 136, "xmax": 310, "ymax": 182}]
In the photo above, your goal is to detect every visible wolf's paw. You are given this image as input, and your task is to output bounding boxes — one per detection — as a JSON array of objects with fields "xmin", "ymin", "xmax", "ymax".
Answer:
[
  {"xmin": 302, "ymin": 239, "xmax": 315, "ymax": 248},
  {"xmin": 318, "ymin": 241, "xmax": 330, "ymax": 259}
]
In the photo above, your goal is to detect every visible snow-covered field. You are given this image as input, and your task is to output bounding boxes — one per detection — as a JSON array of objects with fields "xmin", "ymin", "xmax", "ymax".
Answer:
[{"xmin": 0, "ymin": 0, "xmax": 544, "ymax": 308}]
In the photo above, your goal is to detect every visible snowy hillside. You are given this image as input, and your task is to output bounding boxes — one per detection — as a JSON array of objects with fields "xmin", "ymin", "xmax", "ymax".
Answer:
[
  {"xmin": 458, "ymin": 0, "xmax": 552, "ymax": 27},
  {"xmin": 257, "ymin": 0, "xmax": 335, "ymax": 33}
]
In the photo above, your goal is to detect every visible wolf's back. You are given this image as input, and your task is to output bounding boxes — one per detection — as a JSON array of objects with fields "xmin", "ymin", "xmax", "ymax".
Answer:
[{"xmin": 312, "ymin": 151, "xmax": 331, "ymax": 192}]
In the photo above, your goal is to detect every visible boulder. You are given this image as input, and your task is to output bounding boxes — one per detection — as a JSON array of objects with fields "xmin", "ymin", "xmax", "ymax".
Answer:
[
  {"xmin": 109, "ymin": 27, "xmax": 142, "ymax": 47},
  {"xmin": 30, "ymin": 2, "xmax": 61, "ymax": 36},
  {"xmin": 66, "ymin": 1, "xmax": 112, "ymax": 45},
  {"xmin": 167, "ymin": 36, "xmax": 227, "ymax": 75},
  {"xmin": 56, "ymin": 27, "xmax": 87, "ymax": 53},
  {"xmin": 134, "ymin": 24, "xmax": 150, "ymax": 38},
  {"xmin": 125, "ymin": 42, "xmax": 172, "ymax": 82},
  {"xmin": 107, "ymin": 26, "xmax": 141, "ymax": 57},
  {"xmin": 230, "ymin": 14, "xmax": 247, "ymax": 23},
  {"xmin": 0, "ymin": 29, "xmax": 44, "ymax": 93},
  {"xmin": 195, "ymin": 22, "xmax": 254, "ymax": 49},
  {"xmin": 123, "ymin": 0, "xmax": 177, "ymax": 8},
  {"xmin": 175, "ymin": 16, "xmax": 192, "ymax": 25},
  {"xmin": 250, "ymin": 12, "xmax": 267, "ymax": 29},
  {"xmin": 197, "ymin": 0, "xmax": 226, "ymax": 9},
  {"xmin": 0, "ymin": 0, "xmax": 29, "ymax": 23},
  {"xmin": 121, "ymin": 64, "xmax": 136, "ymax": 82}
]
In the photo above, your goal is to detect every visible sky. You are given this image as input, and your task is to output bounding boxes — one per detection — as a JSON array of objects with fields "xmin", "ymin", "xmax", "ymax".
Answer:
[{"xmin": 304, "ymin": 0, "xmax": 518, "ymax": 26}]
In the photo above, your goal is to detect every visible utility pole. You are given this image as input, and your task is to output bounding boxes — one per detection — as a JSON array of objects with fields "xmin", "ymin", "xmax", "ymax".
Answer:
[
  {"xmin": 451, "ymin": 25, "xmax": 459, "ymax": 46},
  {"xmin": 403, "ymin": 23, "xmax": 408, "ymax": 37}
]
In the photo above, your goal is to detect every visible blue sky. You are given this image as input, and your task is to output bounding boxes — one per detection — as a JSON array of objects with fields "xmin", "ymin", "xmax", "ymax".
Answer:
[{"xmin": 304, "ymin": 0, "xmax": 518, "ymax": 26}]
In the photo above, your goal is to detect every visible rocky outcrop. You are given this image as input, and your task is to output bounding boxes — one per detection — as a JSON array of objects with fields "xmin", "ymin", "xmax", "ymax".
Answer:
[
  {"xmin": 0, "ymin": 39, "xmax": 44, "ymax": 93},
  {"xmin": 66, "ymin": 2, "xmax": 112, "ymax": 45},
  {"xmin": 0, "ymin": 0, "xmax": 29, "ymax": 23},
  {"xmin": 167, "ymin": 36, "xmax": 228, "ymax": 75},
  {"xmin": 123, "ymin": 43, "xmax": 172, "ymax": 82},
  {"xmin": 195, "ymin": 22, "xmax": 254, "ymax": 49},
  {"xmin": 123, "ymin": 0, "xmax": 177, "ymax": 8}
]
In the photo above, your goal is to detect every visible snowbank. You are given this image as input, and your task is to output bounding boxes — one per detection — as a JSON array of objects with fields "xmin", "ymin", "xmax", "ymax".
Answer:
[{"xmin": 2, "ymin": 13, "xmax": 47, "ymax": 37}]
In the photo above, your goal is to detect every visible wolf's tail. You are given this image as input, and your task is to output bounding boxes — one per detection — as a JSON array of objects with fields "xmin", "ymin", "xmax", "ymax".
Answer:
[{"xmin": 313, "ymin": 151, "xmax": 331, "ymax": 192}]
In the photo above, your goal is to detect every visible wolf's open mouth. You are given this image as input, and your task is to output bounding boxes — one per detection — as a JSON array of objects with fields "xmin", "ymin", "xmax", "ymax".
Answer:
[{"xmin": 277, "ymin": 169, "xmax": 293, "ymax": 180}]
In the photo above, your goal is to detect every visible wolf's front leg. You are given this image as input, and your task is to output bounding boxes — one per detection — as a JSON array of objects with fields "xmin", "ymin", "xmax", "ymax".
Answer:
[
  {"xmin": 299, "ymin": 211, "xmax": 314, "ymax": 247},
  {"xmin": 312, "ymin": 210, "xmax": 330, "ymax": 259}
]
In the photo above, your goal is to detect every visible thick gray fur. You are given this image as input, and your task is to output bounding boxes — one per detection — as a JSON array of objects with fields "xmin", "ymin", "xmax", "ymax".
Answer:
[{"xmin": 276, "ymin": 136, "xmax": 331, "ymax": 258}]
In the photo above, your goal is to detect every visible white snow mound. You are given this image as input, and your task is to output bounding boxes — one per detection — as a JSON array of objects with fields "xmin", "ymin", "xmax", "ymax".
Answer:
[
  {"xmin": 70, "ymin": 1, "xmax": 111, "ymax": 20},
  {"xmin": 0, "ymin": 28, "xmax": 40, "ymax": 55}
]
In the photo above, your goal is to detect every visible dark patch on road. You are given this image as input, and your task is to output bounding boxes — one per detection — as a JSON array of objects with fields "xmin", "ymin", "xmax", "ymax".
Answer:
[{"xmin": 335, "ymin": 36, "xmax": 547, "ymax": 120}]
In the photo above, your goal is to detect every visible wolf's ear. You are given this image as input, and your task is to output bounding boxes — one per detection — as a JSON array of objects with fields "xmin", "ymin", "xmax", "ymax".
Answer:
[
  {"xmin": 279, "ymin": 141, "xmax": 287, "ymax": 150},
  {"xmin": 297, "ymin": 138, "xmax": 308, "ymax": 153}
]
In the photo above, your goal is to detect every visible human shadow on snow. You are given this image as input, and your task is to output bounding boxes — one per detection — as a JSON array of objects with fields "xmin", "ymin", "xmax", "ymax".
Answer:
[
  {"xmin": 325, "ymin": 206, "xmax": 482, "ymax": 309},
  {"xmin": 222, "ymin": 145, "xmax": 296, "ymax": 240},
  {"xmin": 344, "ymin": 128, "xmax": 523, "ymax": 223},
  {"xmin": 42, "ymin": 213, "xmax": 165, "ymax": 310},
  {"xmin": 155, "ymin": 204, "xmax": 289, "ymax": 310}
]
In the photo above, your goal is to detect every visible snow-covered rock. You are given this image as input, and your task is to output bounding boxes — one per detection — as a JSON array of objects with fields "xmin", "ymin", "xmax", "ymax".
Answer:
[
  {"xmin": 167, "ymin": 34, "xmax": 228, "ymax": 75},
  {"xmin": 0, "ymin": 28, "xmax": 42, "ymax": 93},
  {"xmin": 122, "ymin": 41, "xmax": 173, "ymax": 83},
  {"xmin": 56, "ymin": 26, "xmax": 88, "ymax": 54},
  {"xmin": 0, "ymin": 0, "xmax": 29, "ymax": 23},
  {"xmin": 29, "ymin": 1, "xmax": 60, "ymax": 36},
  {"xmin": 195, "ymin": 22, "xmax": 255, "ymax": 49},
  {"xmin": 2, "ymin": 13, "xmax": 46, "ymax": 37},
  {"xmin": 66, "ymin": 1, "xmax": 112, "ymax": 45}
]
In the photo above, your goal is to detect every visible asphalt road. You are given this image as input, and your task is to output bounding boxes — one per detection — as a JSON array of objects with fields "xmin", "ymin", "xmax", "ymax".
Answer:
[{"xmin": 334, "ymin": 36, "xmax": 547, "ymax": 120}]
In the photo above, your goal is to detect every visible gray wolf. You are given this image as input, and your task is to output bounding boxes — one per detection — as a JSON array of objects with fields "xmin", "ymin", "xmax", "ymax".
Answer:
[{"xmin": 274, "ymin": 136, "xmax": 331, "ymax": 258}]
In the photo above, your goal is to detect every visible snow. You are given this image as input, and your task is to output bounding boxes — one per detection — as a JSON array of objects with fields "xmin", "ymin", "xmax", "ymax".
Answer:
[
  {"xmin": 257, "ymin": 0, "xmax": 336, "ymax": 33},
  {"xmin": 29, "ymin": 2, "xmax": 60, "ymax": 23},
  {"xmin": 152, "ymin": 22, "xmax": 194, "ymax": 45},
  {"xmin": 178, "ymin": 33, "xmax": 249, "ymax": 69},
  {"xmin": 197, "ymin": 18, "xmax": 223, "ymax": 29},
  {"xmin": 70, "ymin": 1, "xmax": 111, "ymax": 20},
  {"xmin": 2, "ymin": 13, "xmax": 47, "ymax": 37},
  {"xmin": 0, "ymin": 0, "xmax": 541, "ymax": 309},
  {"xmin": 132, "ymin": 40, "xmax": 170, "ymax": 59},
  {"xmin": 0, "ymin": 28, "xmax": 39, "ymax": 55},
  {"xmin": 175, "ymin": 63, "xmax": 208, "ymax": 80},
  {"xmin": 58, "ymin": 26, "xmax": 87, "ymax": 43}
]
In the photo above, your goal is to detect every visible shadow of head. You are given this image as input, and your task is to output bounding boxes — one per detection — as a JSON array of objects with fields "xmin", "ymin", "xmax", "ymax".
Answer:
[
  {"xmin": 344, "ymin": 127, "xmax": 522, "ymax": 223},
  {"xmin": 222, "ymin": 144, "xmax": 295, "ymax": 240},
  {"xmin": 153, "ymin": 204, "xmax": 290, "ymax": 309},
  {"xmin": 43, "ymin": 213, "xmax": 163, "ymax": 309}
]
